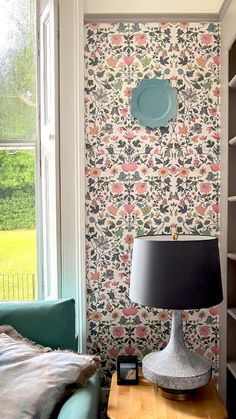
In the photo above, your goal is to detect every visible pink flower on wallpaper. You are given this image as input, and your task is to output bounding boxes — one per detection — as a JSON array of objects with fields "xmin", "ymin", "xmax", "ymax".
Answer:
[
  {"xmin": 108, "ymin": 347, "xmax": 119, "ymax": 358},
  {"xmin": 198, "ymin": 325, "xmax": 211, "ymax": 336},
  {"xmin": 158, "ymin": 167, "xmax": 169, "ymax": 177},
  {"xmin": 105, "ymin": 159, "xmax": 112, "ymax": 166},
  {"xmin": 170, "ymin": 166, "xmax": 178, "ymax": 175},
  {"xmin": 211, "ymin": 163, "xmax": 220, "ymax": 172},
  {"xmin": 158, "ymin": 311, "xmax": 169, "ymax": 321},
  {"xmin": 111, "ymin": 34, "xmax": 123, "ymax": 45},
  {"xmin": 213, "ymin": 87, "xmax": 220, "ymax": 97},
  {"xmin": 211, "ymin": 346, "xmax": 220, "ymax": 356},
  {"xmin": 90, "ymin": 271, "xmax": 100, "ymax": 282},
  {"xmin": 89, "ymin": 124, "xmax": 99, "ymax": 135},
  {"xmin": 112, "ymin": 310, "xmax": 120, "ymax": 321},
  {"xmin": 122, "ymin": 162, "xmax": 137, "ymax": 172},
  {"xmin": 121, "ymin": 254, "xmax": 129, "ymax": 263},
  {"xmin": 209, "ymin": 306, "xmax": 219, "ymax": 316},
  {"xmin": 213, "ymin": 55, "xmax": 221, "ymax": 65},
  {"xmin": 125, "ymin": 346, "xmax": 135, "ymax": 356},
  {"xmin": 200, "ymin": 182, "xmax": 212, "ymax": 194},
  {"xmin": 106, "ymin": 57, "xmax": 117, "ymax": 67},
  {"xmin": 134, "ymin": 33, "xmax": 147, "ymax": 45},
  {"xmin": 124, "ymin": 87, "xmax": 132, "ymax": 97},
  {"xmin": 180, "ymin": 22, "xmax": 190, "ymax": 28},
  {"xmin": 199, "ymin": 166, "xmax": 208, "ymax": 176},
  {"xmin": 213, "ymin": 132, "xmax": 220, "ymax": 140},
  {"xmin": 140, "ymin": 166, "xmax": 149, "ymax": 175},
  {"xmin": 209, "ymin": 107, "xmax": 218, "ymax": 117},
  {"xmin": 124, "ymin": 234, "xmax": 134, "ymax": 245},
  {"xmin": 90, "ymin": 167, "xmax": 101, "ymax": 178},
  {"xmin": 91, "ymin": 312, "xmax": 102, "ymax": 322},
  {"xmin": 120, "ymin": 108, "xmax": 129, "ymax": 117},
  {"xmin": 123, "ymin": 55, "xmax": 134, "ymax": 65},
  {"xmin": 107, "ymin": 204, "xmax": 118, "ymax": 216},
  {"xmin": 124, "ymin": 204, "xmax": 135, "ymax": 214},
  {"xmin": 200, "ymin": 33, "xmax": 213, "ymax": 45},
  {"xmin": 212, "ymin": 203, "xmax": 220, "ymax": 213},
  {"xmin": 135, "ymin": 182, "xmax": 147, "ymax": 194},
  {"xmin": 123, "ymin": 307, "xmax": 138, "ymax": 316},
  {"xmin": 88, "ymin": 23, "xmax": 99, "ymax": 30},
  {"xmin": 91, "ymin": 199, "xmax": 97, "ymax": 207},
  {"xmin": 135, "ymin": 325, "xmax": 148, "ymax": 337},
  {"xmin": 178, "ymin": 124, "xmax": 188, "ymax": 135},
  {"xmin": 160, "ymin": 23, "xmax": 169, "ymax": 28},
  {"xmin": 124, "ymin": 132, "xmax": 136, "ymax": 141},
  {"xmin": 112, "ymin": 326, "xmax": 125, "ymax": 337},
  {"xmin": 182, "ymin": 311, "xmax": 189, "ymax": 322},
  {"xmin": 196, "ymin": 204, "xmax": 206, "ymax": 215},
  {"xmin": 196, "ymin": 56, "xmax": 207, "ymax": 68},
  {"xmin": 179, "ymin": 167, "xmax": 190, "ymax": 178},
  {"xmin": 198, "ymin": 310, "xmax": 206, "ymax": 320},
  {"xmin": 112, "ymin": 182, "xmax": 124, "ymax": 194},
  {"xmin": 140, "ymin": 309, "xmax": 149, "ymax": 320}
]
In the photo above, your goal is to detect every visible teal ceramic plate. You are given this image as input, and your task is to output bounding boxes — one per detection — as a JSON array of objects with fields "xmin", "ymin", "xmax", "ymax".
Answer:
[{"xmin": 130, "ymin": 77, "xmax": 177, "ymax": 128}]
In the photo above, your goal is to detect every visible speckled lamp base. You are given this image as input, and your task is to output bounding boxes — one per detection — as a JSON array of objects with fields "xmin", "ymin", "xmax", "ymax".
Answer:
[{"xmin": 142, "ymin": 310, "xmax": 212, "ymax": 394}]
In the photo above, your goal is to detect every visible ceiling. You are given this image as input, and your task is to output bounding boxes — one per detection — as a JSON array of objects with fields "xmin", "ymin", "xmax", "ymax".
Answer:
[{"xmin": 84, "ymin": 0, "xmax": 230, "ymax": 19}]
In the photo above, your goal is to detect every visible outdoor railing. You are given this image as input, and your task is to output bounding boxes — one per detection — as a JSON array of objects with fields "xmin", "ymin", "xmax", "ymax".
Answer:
[{"xmin": 0, "ymin": 273, "xmax": 37, "ymax": 301}]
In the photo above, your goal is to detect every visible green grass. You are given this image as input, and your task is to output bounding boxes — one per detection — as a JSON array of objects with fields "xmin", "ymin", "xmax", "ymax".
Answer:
[
  {"xmin": 0, "ymin": 229, "xmax": 36, "ymax": 273},
  {"xmin": 0, "ymin": 229, "xmax": 37, "ymax": 300}
]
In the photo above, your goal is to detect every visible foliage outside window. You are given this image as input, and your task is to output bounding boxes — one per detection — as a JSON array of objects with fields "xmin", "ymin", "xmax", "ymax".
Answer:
[
  {"xmin": 0, "ymin": 0, "xmax": 37, "ymax": 301},
  {"xmin": 0, "ymin": 0, "xmax": 36, "ymax": 141}
]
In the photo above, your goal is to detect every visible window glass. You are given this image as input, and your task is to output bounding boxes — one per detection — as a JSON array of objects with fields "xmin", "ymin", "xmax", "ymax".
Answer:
[
  {"xmin": 0, "ymin": 0, "xmax": 36, "ymax": 142},
  {"xmin": 0, "ymin": 0, "xmax": 37, "ymax": 300}
]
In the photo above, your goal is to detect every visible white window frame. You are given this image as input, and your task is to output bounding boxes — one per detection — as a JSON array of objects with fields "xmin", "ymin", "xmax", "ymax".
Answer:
[
  {"xmin": 59, "ymin": 0, "xmax": 87, "ymax": 353},
  {"xmin": 36, "ymin": 0, "xmax": 86, "ymax": 350},
  {"xmin": 37, "ymin": 0, "xmax": 61, "ymax": 301}
]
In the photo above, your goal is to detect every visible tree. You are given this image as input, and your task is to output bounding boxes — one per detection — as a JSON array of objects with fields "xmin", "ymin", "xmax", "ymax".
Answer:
[{"xmin": 0, "ymin": 0, "xmax": 36, "ymax": 141}]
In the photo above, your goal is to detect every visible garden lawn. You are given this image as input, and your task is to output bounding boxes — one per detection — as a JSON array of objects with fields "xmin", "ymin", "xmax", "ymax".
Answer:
[
  {"xmin": 0, "ymin": 230, "xmax": 37, "ymax": 300},
  {"xmin": 0, "ymin": 229, "xmax": 36, "ymax": 273}
]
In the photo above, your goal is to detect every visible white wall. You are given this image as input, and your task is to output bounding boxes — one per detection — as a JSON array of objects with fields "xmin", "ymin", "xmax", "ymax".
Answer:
[
  {"xmin": 85, "ymin": 0, "xmax": 224, "ymax": 15},
  {"xmin": 221, "ymin": 0, "xmax": 236, "ymax": 44},
  {"xmin": 219, "ymin": 0, "xmax": 236, "ymax": 402}
]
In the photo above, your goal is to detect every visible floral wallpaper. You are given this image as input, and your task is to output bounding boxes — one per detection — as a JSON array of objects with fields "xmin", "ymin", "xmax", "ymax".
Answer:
[{"xmin": 84, "ymin": 22, "xmax": 221, "ymax": 385}]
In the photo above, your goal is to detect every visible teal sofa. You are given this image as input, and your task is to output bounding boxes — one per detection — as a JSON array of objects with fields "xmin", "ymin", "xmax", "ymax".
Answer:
[{"xmin": 0, "ymin": 298, "xmax": 100, "ymax": 419}]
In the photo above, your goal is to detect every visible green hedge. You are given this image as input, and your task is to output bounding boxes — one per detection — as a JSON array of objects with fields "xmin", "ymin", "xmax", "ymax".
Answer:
[
  {"xmin": 0, "ymin": 188, "xmax": 35, "ymax": 230},
  {"xmin": 0, "ymin": 151, "xmax": 36, "ymax": 230}
]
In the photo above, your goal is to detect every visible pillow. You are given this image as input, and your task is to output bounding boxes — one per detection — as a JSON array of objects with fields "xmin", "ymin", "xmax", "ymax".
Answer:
[{"xmin": 0, "ymin": 325, "xmax": 100, "ymax": 419}]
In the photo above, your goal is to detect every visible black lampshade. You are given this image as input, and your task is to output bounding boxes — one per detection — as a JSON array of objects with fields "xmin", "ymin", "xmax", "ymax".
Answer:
[{"xmin": 129, "ymin": 235, "xmax": 223, "ymax": 310}]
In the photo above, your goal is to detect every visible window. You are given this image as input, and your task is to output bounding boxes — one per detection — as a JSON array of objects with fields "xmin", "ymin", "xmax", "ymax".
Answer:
[{"xmin": 0, "ymin": 0, "xmax": 37, "ymax": 300}]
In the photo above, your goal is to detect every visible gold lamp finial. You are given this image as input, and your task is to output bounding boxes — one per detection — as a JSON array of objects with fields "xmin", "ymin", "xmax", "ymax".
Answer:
[{"xmin": 172, "ymin": 231, "xmax": 178, "ymax": 241}]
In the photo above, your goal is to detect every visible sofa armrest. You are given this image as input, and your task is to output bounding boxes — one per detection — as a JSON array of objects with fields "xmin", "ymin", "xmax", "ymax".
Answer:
[{"xmin": 57, "ymin": 373, "xmax": 101, "ymax": 419}]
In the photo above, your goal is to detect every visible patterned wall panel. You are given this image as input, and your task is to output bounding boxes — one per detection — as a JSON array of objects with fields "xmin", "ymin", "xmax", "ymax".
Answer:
[{"xmin": 84, "ymin": 22, "xmax": 220, "ymax": 384}]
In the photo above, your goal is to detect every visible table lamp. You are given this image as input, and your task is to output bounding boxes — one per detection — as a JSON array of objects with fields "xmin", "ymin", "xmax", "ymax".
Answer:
[{"xmin": 129, "ymin": 234, "xmax": 223, "ymax": 399}]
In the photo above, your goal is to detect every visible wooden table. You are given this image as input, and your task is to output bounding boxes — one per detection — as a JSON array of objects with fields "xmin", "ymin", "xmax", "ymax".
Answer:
[{"xmin": 107, "ymin": 371, "xmax": 228, "ymax": 419}]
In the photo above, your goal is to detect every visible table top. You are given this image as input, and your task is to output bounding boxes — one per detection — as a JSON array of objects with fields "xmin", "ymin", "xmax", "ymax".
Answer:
[{"xmin": 107, "ymin": 371, "xmax": 228, "ymax": 419}]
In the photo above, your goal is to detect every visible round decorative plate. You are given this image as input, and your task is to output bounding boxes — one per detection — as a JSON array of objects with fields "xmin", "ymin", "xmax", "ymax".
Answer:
[{"xmin": 130, "ymin": 77, "xmax": 177, "ymax": 128}]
